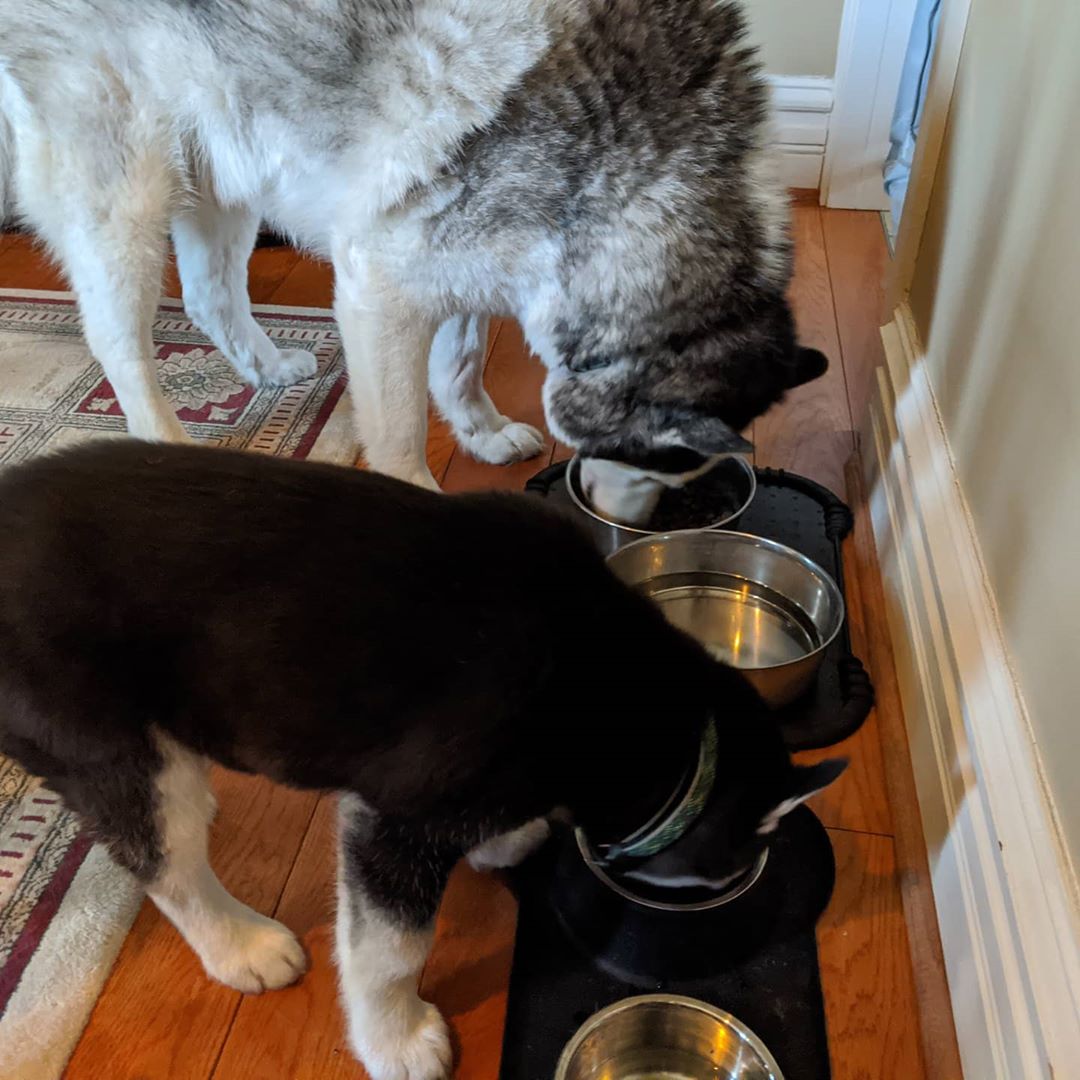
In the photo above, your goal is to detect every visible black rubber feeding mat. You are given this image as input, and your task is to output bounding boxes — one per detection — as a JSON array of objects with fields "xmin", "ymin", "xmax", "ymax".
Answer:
[
  {"xmin": 498, "ymin": 806, "xmax": 836, "ymax": 1079},
  {"xmin": 525, "ymin": 462, "xmax": 874, "ymax": 751}
]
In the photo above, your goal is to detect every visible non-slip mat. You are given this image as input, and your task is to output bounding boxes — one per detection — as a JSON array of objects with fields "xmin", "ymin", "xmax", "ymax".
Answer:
[
  {"xmin": 525, "ymin": 462, "xmax": 874, "ymax": 750},
  {"xmin": 498, "ymin": 807, "xmax": 835, "ymax": 1079}
]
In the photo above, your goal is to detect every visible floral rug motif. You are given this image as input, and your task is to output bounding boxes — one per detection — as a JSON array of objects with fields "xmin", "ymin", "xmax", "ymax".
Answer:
[
  {"xmin": 0, "ymin": 289, "xmax": 354, "ymax": 463},
  {"xmin": 0, "ymin": 288, "xmax": 354, "ymax": 1079}
]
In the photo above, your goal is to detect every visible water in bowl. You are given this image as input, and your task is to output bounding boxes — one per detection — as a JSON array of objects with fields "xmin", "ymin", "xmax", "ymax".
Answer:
[
  {"xmin": 638, "ymin": 572, "xmax": 820, "ymax": 670},
  {"xmin": 615, "ymin": 1047, "xmax": 724, "ymax": 1079}
]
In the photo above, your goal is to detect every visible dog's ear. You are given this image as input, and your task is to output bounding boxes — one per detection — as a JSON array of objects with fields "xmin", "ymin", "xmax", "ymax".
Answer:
[
  {"xmin": 789, "ymin": 347, "xmax": 829, "ymax": 389},
  {"xmin": 757, "ymin": 759, "xmax": 847, "ymax": 836},
  {"xmin": 672, "ymin": 413, "xmax": 754, "ymax": 456}
]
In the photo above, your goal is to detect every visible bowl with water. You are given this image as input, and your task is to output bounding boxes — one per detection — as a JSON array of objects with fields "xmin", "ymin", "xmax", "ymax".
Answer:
[
  {"xmin": 554, "ymin": 994, "xmax": 784, "ymax": 1080},
  {"xmin": 606, "ymin": 531, "xmax": 844, "ymax": 707}
]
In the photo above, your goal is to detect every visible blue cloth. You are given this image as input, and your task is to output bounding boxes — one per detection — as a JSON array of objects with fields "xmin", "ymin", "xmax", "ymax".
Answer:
[{"xmin": 884, "ymin": 0, "xmax": 942, "ymax": 224}]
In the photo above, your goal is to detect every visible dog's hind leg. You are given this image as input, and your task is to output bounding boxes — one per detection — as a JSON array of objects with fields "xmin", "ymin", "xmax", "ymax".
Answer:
[
  {"xmin": 336, "ymin": 794, "xmax": 455, "ymax": 1080},
  {"xmin": 15, "ymin": 126, "xmax": 185, "ymax": 442},
  {"xmin": 172, "ymin": 194, "xmax": 318, "ymax": 388},
  {"xmin": 428, "ymin": 315, "xmax": 545, "ymax": 465},
  {"xmin": 333, "ymin": 245, "xmax": 439, "ymax": 489}
]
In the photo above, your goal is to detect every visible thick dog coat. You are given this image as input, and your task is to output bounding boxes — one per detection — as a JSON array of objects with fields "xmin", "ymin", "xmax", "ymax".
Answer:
[
  {"xmin": 0, "ymin": 0, "xmax": 825, "ymax": 519},
  {"xmin": 0, "ymin": 442, "xmax": 842, "ymax": 1078}
]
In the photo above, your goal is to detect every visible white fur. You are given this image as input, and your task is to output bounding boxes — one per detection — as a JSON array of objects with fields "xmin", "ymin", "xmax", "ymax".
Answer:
[
  {"xmin": 428, "ymin": 315, "xmax": 545, "ymax": 465},
  {"xmin": 757, "ymin": 792, "xmax": 814, "ymax": 836},
  {"xmin": 171, "ymin": 195, "xmax": 318, "ymax": 388},
  {"xmin": 578, "ymin": 454, "xmax": 724, "ymax": 525},
  {"xmin": 335, "ymin": 796, "xmax": 450, "ymax": 1080},
  {"xmin": 466, "ymin": 817, "xmax": 551, "ymax": 871},
  {"xmin": 147, "ymin": 733, "xmax": 308, "ymax": 993},
  {"xmin": 0, "ymin": 1, "xmax": 562, "ymax": 471}
]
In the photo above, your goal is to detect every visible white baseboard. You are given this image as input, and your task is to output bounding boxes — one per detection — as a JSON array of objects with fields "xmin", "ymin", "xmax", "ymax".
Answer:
[
  {"xmin": 768, "ymin": 76, "xmax": 832, "ymax": 191},
  {"xmin": 865, "ymin": 304, "xmax": 1080, "ymax": 1079}
]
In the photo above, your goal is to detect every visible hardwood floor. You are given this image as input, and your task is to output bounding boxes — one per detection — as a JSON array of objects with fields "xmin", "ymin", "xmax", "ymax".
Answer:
[{"xmin": 0, "ymin": 207, "xmax": 961, "ymax": 1079}]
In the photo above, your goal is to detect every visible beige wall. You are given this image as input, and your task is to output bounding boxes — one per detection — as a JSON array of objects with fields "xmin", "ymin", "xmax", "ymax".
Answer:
[
  {"xmin": 742, "ymin": 0, "xmax": 844, "ymax": 77},
  {"xmin": 909, "ymin": 0, "xmax": 1080, "ymax": 857}
]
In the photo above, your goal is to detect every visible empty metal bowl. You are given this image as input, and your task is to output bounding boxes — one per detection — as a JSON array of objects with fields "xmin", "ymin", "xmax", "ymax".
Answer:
[
  {"xmin": 566, "ymin": 454, "xmax": 756, "ymax": 555},
  {"xmin": 555, "ymin": 994, "xmax": 784, "ymax": 1080},
  {"xmin": 606, "ymin": 531, "xmax": 844, "ymax": 707}
]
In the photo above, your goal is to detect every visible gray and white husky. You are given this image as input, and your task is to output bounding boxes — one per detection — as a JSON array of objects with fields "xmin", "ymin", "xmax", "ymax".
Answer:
[{"xmin": 0, "ymin": 0, "xmax": 827, "ymax": 522}]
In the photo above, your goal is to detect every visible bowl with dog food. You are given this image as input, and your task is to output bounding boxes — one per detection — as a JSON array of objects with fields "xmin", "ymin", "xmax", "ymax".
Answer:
[
  {"xmin": 606, "ymin": 530, "xmax": 844, "ymax": 708},
  {"xmin": 566, "ymin": 454, "xmax": 756, "ymax": 555},
  {"xmin": 554, "ymin": 994, "xmax": 784, "ymax": 1080}
]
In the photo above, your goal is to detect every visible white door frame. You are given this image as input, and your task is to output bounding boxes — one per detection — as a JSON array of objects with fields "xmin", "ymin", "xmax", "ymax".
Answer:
[
  {"xmin": 821, "ymin": 0, "xmax": 920, "ymax": 210},
  {"xmin": 887, "ymin": 0, "xmax": 975, "ymax": 307}
]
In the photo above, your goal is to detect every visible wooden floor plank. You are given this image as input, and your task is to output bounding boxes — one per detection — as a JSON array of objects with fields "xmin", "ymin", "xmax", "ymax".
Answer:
[
  {"xmin": 66, "ymin": 774, "xmax": 319, "ymax": 1080},
  {"xmin": 266, "ymin": 254, "xmax": 336, "ymax": 308},
  {"xmin": 799, "ymin": 519, "xmax": 893, "ymax": 838},
  {"xmin": 845, "ymin": 458, "xmax": 963, "ymax": 1079},
  {"xmin": 0, "ymin": 234, "xmax": 66, "ymax": 290},
  {"xmin": 817, "ymin": 829, "xmax": 927, "ymax": 1080},
  {"xmin": 821, "ymin": 211, "xmax": 890, "ymax": 431},
  {"xmin": 755, "ymin": 205, "xmax": 854, "ymax": 499}
]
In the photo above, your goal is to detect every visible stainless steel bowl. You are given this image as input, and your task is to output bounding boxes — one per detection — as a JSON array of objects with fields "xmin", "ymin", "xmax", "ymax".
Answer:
[
  {"xmin": 567, "ymin": 454, "xmax": 756, "ymax": 555},
  {"xmin": 607, "ymin": 531, "xmax": 844, "ymax": 707},
  {"xmin": 575, "ymin": 828, "xmax": 768, "ymax": 914},
  {"xmin": 555, "ymin": 994, "xmax": 784, "ymax": 1080}
]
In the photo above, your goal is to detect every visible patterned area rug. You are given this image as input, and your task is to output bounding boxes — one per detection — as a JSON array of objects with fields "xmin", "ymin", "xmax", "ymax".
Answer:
[{"xmin": 0, "ymin": 288, "xmax": 352, "ymax": 1078}]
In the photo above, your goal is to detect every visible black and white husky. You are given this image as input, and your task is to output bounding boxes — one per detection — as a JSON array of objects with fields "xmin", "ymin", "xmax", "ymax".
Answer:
[
  {"xmin": 0, "ymin": 442, "xmax": 843, "ymax": 1079},
  {"xmin": 0, "ymin": 0, "xmax": 826, "ymax": 523}
]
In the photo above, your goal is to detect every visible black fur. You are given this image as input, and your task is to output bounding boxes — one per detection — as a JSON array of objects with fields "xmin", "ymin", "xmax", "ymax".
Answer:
[{"xmin": 0, "ymin": 442, "xmax": 830, "ymax": 924}]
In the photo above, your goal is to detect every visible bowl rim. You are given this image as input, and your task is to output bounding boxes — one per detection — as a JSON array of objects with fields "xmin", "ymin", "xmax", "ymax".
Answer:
[
  {"xmin": 575, "ymin": 827, "xmax": 770, "ymax": 913},
  {"xmin": 554, "ymin": 993, "xmax": 785, "ymax": 1080},
  {"xmin": 566, "ymin": 453, "xmax": 757, "ymax": 536},
  {"xmin": 607, "ymin": 529, "xmax": 846, "ymax": 672}
]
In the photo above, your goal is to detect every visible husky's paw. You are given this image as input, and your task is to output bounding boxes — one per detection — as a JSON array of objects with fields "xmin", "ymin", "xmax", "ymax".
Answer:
[
  {"xmin": 200, "ymin": 911, "xmax": 308, "ymax": 994},
  {"xmin": 355, "ymin": 1002, "xmax": 452, "ymax": 1080},
  {"xmin": 258, "ymin": 347, "xmax": 318, "ymax": 386},
  {"xmin": 468, "ymin": 818, "xmax": 551, "ymax": 872},
  {"xmin": 462, "ymin": 420, "xmax": 545, "ymax": 465}
]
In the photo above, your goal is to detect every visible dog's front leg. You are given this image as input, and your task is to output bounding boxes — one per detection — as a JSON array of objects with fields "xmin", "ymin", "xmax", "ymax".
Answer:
[
  {"xmin": 336, "ymin": 795, "xmax": 456, "ymax": 1080},
  {"xmin": 333, "ymin": 245, "xmax": 439, "ymax": 489}
]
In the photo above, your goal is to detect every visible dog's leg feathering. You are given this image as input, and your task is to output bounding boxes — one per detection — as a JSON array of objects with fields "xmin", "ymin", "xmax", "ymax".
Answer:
[
  {"xmin": 172, "ymin": 194, "xmax": 317, "ymax": 388},
  {"xmin": 336, "ymin": 795, "xmax": 455, "ymax": 1080},
  {"xmin": 333, "ymin": 244, "xmax": 439, "ymax": 490},
  {"xmin": 16, "ymin": 126, "xmax": 185, "ymax": 442},
  {"xmin": 428, "ymin": 315, "xmax": 544, "ymax": 465}
]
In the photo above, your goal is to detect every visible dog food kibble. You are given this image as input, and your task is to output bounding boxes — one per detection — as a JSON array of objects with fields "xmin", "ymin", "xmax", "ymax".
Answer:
[{"xmin": 646, "ymin": 465, "xmax": 746, "ymax": 532}]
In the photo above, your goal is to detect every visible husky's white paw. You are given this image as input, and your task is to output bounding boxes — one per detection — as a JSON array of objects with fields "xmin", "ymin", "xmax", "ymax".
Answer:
[
  {"xmin": 355, "ymin": 1001, "xmax": 452, "ymax": 1080},
  {"xmin": 200, "ymin": 911, "xmax": 308, "ymax": 994},
  {"xmin": 468, "ymin": 818, "xmax": 551, "ymax": 872},
  {"xmin": 258, "ymin": 347, "xmax": 318, "ymax": 386},
  {"xmin": 462, "ymin": 420, "xmax": 545, "ymax": 465}
]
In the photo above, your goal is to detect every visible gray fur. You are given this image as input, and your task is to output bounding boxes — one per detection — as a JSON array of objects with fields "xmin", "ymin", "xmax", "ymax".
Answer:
[{"xmin": 0, "ymin": 0, "xmax": 822, "ymax": 500}]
